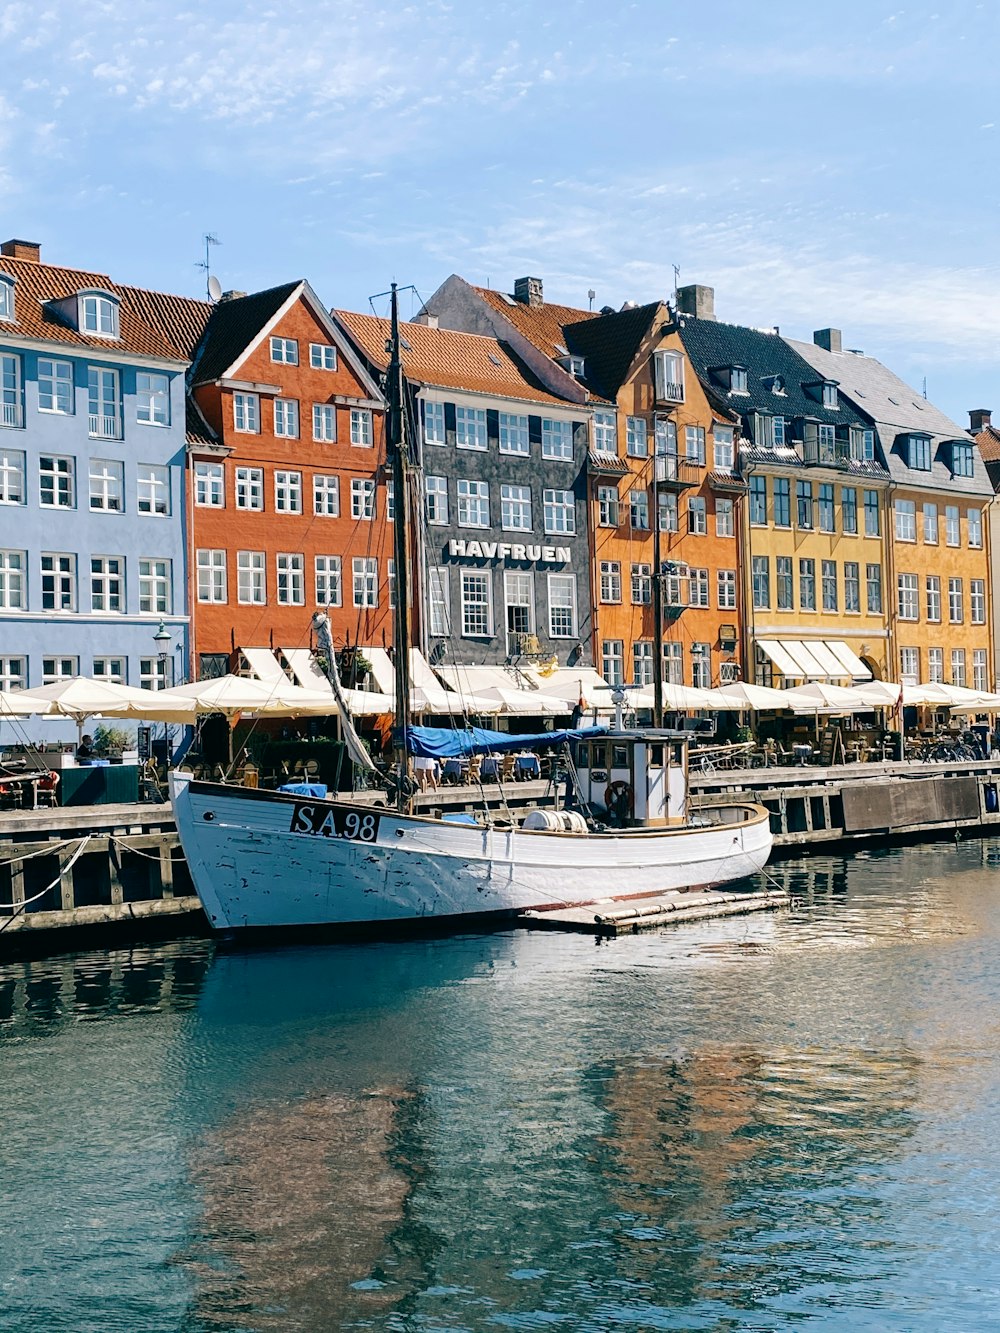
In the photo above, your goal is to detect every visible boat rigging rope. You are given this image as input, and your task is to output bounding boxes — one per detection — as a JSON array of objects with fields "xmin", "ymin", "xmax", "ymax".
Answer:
[{"xmin": 0, "ymin": 835, "xmax": 92, "ymax": 931}]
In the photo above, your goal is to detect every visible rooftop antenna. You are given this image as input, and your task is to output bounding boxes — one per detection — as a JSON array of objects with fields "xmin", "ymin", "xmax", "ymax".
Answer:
[
  {"xmin": 672, "ymin": 264, "xmax": 680, "ymax": 304},
  {"xmin": 588, "ymin": 288, "xmax": 596, "ymax": 311},
  {"xmin": 922, "ymin": 375, "xmax": 928, "ymax": 400},
  {"xmin": 196, "ymin": 232, "xmax": 221, "ymax": 300}
]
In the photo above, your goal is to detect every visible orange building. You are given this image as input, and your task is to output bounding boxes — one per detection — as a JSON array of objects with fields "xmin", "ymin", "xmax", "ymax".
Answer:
[{"xmin": 186, "ymin": 281, "xmax": 390, "ymax": 679}]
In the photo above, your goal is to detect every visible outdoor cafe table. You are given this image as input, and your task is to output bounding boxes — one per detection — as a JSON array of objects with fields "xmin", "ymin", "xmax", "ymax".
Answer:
[{"xmin": 515, "ymin": 754, "xmax": 541, "ymax": 779}]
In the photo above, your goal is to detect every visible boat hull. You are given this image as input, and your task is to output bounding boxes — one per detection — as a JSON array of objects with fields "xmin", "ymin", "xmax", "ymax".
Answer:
[{"xmin": 171, "ymin": 777, "xmax": 774, "ymax": 934}]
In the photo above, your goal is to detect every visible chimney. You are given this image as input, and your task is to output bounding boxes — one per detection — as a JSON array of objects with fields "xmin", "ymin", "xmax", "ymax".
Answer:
[
  {"xmin": 513, "ymin": 276, "xmax": 543, "ymax": 308},
  {"xmin": 970, "ymin": 408, "xmax": 992, "ymax": 434},
  {"xmin": 414, "ymin": 313, "xmax": 439, "ymax": 329},
  {"xmin": 1, "ymin": 239, "xmax": 41, "ymax": 263},
  {"xmin": 675, "ymin": 284, "xmax": 715, "ymax": 321},
  {"xmin": 814, "ymin": 328, "xmax": 843, "ymax": 353},
  {"xmin": 219, "ymin": 289, "xmax": 247, "ymax": 302}
]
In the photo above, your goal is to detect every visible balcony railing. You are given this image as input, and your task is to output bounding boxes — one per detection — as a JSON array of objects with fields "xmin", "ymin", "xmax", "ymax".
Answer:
[
  {"xmin": 89, "ymin": 413, "xmax": 122, "ymax": 440},
  {"xmin": 654, "ymin": 454, "xmax": 701, "ymax": 489},
  {"xmin": 1, "ymin": 401, "xmax": 23, "ymax": 428}
]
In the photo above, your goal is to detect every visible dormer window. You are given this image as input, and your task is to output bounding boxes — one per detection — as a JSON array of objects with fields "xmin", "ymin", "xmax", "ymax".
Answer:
[
  {"xmin": 907, "ymin": 434, "xmax": 932, "ymax": 471},
  {"xmin": 79, "ymin": 290, "xmax": 119, "ymax": 339},
  {"xmin": 762, "ymin": 374, "xmax": 785, "ymax": 395},
  {"xmin": 0, "ymin": 275, "xmax": 14, "ymax": 322},
  {"xmin": 556, "ymin": 353, "xmax": 585, "ymax": 378},
  {"xmin": 822, "ymin": 382, "xmax": 838, "ymax": 409},
  {"xmin": 772, "ymin": 416, "xmax": 786, "ymax": 447},
  {"xmin": 804, "ymin": 378, "xmax": 839, "ymax": 408},
  {"xmin": 952, "ymin": 440, "xmax": 975, "ymax": 478},
  {"xmin": 709, "ymin": 364, "xmax": 748, "ymax": 394}
]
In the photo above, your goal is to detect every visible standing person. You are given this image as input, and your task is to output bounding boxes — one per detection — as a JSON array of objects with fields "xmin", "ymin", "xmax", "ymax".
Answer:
[{"xmin": 413, "ymin": 755, "xmax": 438, "ymax": 792}]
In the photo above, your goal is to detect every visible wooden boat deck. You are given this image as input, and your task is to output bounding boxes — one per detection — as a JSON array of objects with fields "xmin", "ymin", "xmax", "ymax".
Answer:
[{"xmin": 519, "ymin": 885, "xmax": 788, "ymax": 935}]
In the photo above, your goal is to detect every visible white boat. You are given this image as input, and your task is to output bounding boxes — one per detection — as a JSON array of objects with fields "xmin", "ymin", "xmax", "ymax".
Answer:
[{"xmin": 171, "ymin": 284, "xmax": 772, "ymax": 937}]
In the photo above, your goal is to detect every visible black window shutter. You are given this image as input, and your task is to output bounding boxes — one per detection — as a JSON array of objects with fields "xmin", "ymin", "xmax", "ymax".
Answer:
[
  {"xmin": 444, "ymin": 401, "xmax": 456, "ymax": 448},
  {"xmin": 486, "ymin": 409, "xmax": 499, "ymax": 446},
  {"xmin": 528, "ymin": 415, "xmax": 542, "ymax": 445}
]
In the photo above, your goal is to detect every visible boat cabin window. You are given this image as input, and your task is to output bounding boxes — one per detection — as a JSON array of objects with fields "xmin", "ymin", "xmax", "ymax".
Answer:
[
  {"xmin": 649, "ymin": 744, "xmax": 664, "ymax": 767},
  {"xmin": 577, "ymin": 746, "xmax": 590, "ymax": 770},
  {"xmin": 612, "ymin": 745, "xmax": 629, "ymax": 768},
  {"xmin": 671, "ymin": 743, "xmax": 684, "ymax": 765}
]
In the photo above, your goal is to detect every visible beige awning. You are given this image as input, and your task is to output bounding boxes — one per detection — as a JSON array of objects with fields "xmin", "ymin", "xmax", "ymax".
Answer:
[
  {"xmin": 239, "ymin": 647, "xmax": 289, "ymax": 684},
  {"xmin": 279, "ymin": 646, "xmax": 333, "ymax": 693},
  {"xmin": 757, "ymin": 638, "xmax": 872, "ymax": 682}
]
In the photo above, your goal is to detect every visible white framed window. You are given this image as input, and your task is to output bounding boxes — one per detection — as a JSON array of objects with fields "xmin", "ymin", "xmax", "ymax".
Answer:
[
  {"xmin": 974, "ymin": 649, "xmax": 988, "ymax": 692},
  {"xmin": 39, "ymin": 455, "xmax": 75, "ymax": 508},
  {"xmin": 501, "ymin": 483, "xmax": 532, "ymax": 531},
  {"xmin": 43, "ymin": 656, "xmax": 79, "ymax": 683},
  {"xmin": 237, "ymin": 550, "xmax": 266, "ymax": 605},
  {"xmin": 351, "ymin": 477, "xmax": 376, "ymax": 520},
  {"xmin": 313, "ymin": 404, "xmax": 336, "ymax": 442},
  {"xmin": 0, "ymin": 279, "xmax": 13, "ymax": 323},
  {"xmin": 273, "ymin": 398, "xmax": 299, "ymax": 439},
  {"xmin": 718, "ymin": 568, "xmax": 737, "ymax": 609},
  {"xmin": 423, "ymin": 401, "xmax": 445, "ymax": 445},
  {"xmin": 90, "ymin": 556, "xmax": 124, "ymax": 613},
  {"xmin": 663, "ymin": 641, "xmax": 683, "ymax": 685},
  {"xmin": 633, "ymin": 641, "xmax": 653, "ymax": 687},
  {"xmin": 503, "ymin": 571, "xmax": 534, "ymax": 652},
  {"xmin": 235, "ymin": 466, "xmax": 263, "ymax": 511},
  {"xmin": 461, "ymin": 571, "xmax": 492, "ymax": 636},
  {"xmin": 350, "ymin": 408, "xmax": 373, "ymax": 447},
  {"xmin": 928, "ymin": 647, "xmax": 944, "ymax": 683},
  {"xmin": 139, "ymin": 558, "xmax": 171, "ymax": 614},
  {"xmin": 276, "ymin": 552, "xmax": 305, "ymax": 605},
  {"xmin": 968, "ymin": 508, "xmax": 983, "ymax": 548},
  {"xmin": 428, "ymin": 567, "xmax": 450, "ymax": 636},
  {"xmin": 81, "ymin": 293, "xmax": 118, "ymax": 337},
  {"xmin": 776, "ymin": 556, "xmax": 793, "ymax": 610},
  {"xmin": 541, "ymin": 418, "xmax": 573, "ymax": 460},
  {"xmin": 894, "ymin": 499, "xmax": 916, "ymax": 542},
  {"xmin": 626, "ymin": 416, "xmax": 648, "ymax": 457},
  {"xmin": 712, "ymin": 425, "xmax": 735, "ymax": 470},
  {"xmin": 971, "ymin": 579, "xmax": 986, "ymax": 625},
  {"xmin": 274, "ymin": 470, "xmax": 302, "ymax": 514},
  {"xmin": 457, "ymin": 478, "xmax": 489, "ymax": 527},
  {"xmin": 593, "ymin": 411, "xmax": 616, "ymax": 452},
  {"xmin": 93, "ymin": 657, "xmax": 125, "ymax": 684},
  {"xmin": 951, "ymin": 648, "xmax": 967, "ymax": 687},
  {"xmin": 426, "ymin": 475, "xmax": 448, "ymax": 524},
  {"xmin": 749, "ymin": 475, "xmax": 767, "ymax": 525},
  {"xmin": 653, "ymin": 349, "xmax": 684, "ymax": 402},
  {"xmin": 600, "ymin": 561, "xmax": 621, "ymax": 603},
  {"xmin": 87, "ymin": 366, "xmax": 121, "ymax": 439},
  {"xmin": 685, "ymin": 426, "xmax": 706, "ymax": 464},
  {"xmin": 602, "ymin": 639, "xmax": 624, "ymax": 686},
  {"xmin": 315, "ymin": 555, "xmax": 342, "ymax": 607},
  {"xmin": 715, "ymin": 497, "xmax": 734, "ymax": 537},
  {"xmin": 865, "ymin": 489, "xmax": 880, "ymax": 537},
  {"xmin": 598, "ymin": 486, "xmax": 619, "ymax": 527},
  {"xmin": 499, "ymin": 412, "xmax": 529, "ymax": 455},
  {"xmin": 691, "ymin": 644, "xmax": 711, "ymax": 689},
  {"xmin": 866, "ymin": 563, "xmax": 883, "ymax": 614},
  {"xmin": 139, "ymin": 658, "xmax": 168, "ymax": 691},
  {"xmin": 89, "ymin": 458, "xmax": 124, "ymax": 512},
  {"xmin": 136, "ymin": 372, "xmax": 170, "ymax": 426},
  {"xmin": 900, "ymin": 646, "xmax": 919, "ymax": 682},
  {"xmin": 690, "ymin": 567, "xmax": 710, "ymax": 608},
  {"xmin": 659, "ymin": 491, "xmax": 678, "ymax": 533},
  {"xmin": 41, "ymin": 553, "xmax": 76, "ymax": 611},
  {"xmin": 897, "ymin": 573, "xmax": 918, "ymax": 621},
  {"xmin": 543, "ymin": 488, "xmax": 575, "ymax": 535},
  {"xmin": 270, "ymin": 336, "xmax": 298, "ymax": 365},
  {"xmin": 548, "ymin": 573, "xmax": 577, "ymax": 638},
  {"xmin": 38, "ymin": 358, "xmax": 74, "ymax": 415},
  {"xmin": 948, "ymin": 577, "xmax": 963, "ymax": 623},
  {"xmin": 926, "ymin": 576, "xmax": 941, "ymax": 623},
  {"xmin": 0, "ymin": 353, "xmax": 22, "ymax": 429},
  {"xmin": 631, "ymin": 562, "xmax": 652, "ymax": 605},
  {"xmin": 352, "ymin": 556, "xmax": 378, "ymax": 608},
  {"xmin": 385, "ymin": 478, "xmax": 395, "ymax": 522},
  {"xmin": 196, "ymin": 549, "xmax": 227, "ymax": 604},
  {"xmin": 630, "ymin": 488, "xmax": 649, "ymax": 530},
  {"xmin": 923, "ymin": 503, "xmax": 938, "ymax": 544},
  {"xmin": 313, "ymin": 474, "xmax": 339, "ymax": 516},
  {"xmin": 137, "ymin": 463, "xmax": 170, "ymax": 515},
  {"xmin": 946, "ymin": 505, "xmax": 960, "ymax": 546},
  {"xmin": 688, "ymin": 495, "xmax": 707, "ymax": 534},
  {"xmin": 799, "ymin": 558, "xmax": 815, "ymax": 611},
  {"xmin": 822, "ymin": 559, "xmax": 838, "ymax": 611},
  {"xmin": 233, "ymin": 392, "xmax": 259, "ymax": 433},
  {"xmin": 953, "ymin": 443, "xmax": 975, "ymax": 478},
  {"xmin": 1, "ymin": 653, "xmax": 27, "ymax": 687},
  {"xmin": 456, "ymin": 406, "xmax": 487, "ymax": 450},
  {"xmin": 310, "ymin": 343, "xmax": 336, "ymax": 370},
  {"xmin": 0, "ymin": 550, "xmax": 26, "ymax": 610},
  {"xmin": 0, "ymin": 449, "xmax": 25, "ymax": 504},
  {"xmin": 194, "ymin": 461, "xmax": 224, "ymax": 507}
]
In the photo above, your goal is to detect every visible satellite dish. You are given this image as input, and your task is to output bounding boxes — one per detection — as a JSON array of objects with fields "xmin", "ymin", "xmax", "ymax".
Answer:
[{"xmin": 207, "ymin": 275, "xmax": 223, "ymax": 302}]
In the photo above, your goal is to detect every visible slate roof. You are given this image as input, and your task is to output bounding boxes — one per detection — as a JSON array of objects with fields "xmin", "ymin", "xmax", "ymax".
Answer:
[
  {"xmin": 789, "ymin": 337, "xmax": 993, "ymax": 498},
  {"xmin": 190, "ymin": 281, "xmax": 301, "ymax": 385},
  {"xmin": 0, "ymin": 255, "xmax": 202, "ymax": 362},
  {"xmin": 334, "ymin": 311, "xmax": 580, "ymax": 408},
  {"xmin": 561, "ymin": 301, "xmax": 661, "ymax": 401}
]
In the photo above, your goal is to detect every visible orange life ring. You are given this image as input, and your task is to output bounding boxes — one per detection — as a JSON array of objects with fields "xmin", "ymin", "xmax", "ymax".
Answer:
[{"xmin": 604, "ymin": 779, "xmax": 634, "ymax": 822}]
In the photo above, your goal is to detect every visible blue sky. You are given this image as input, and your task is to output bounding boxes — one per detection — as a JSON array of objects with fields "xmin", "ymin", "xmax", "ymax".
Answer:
[{"xmin": 3, "ymin": 0, "xmax": 998, "ymax": 423}]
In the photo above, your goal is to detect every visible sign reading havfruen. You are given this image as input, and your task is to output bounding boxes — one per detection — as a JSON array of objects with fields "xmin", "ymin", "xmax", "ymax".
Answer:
[{"xmin": 447, "ymin": 539, "xmax": 571, "ymax": 564}]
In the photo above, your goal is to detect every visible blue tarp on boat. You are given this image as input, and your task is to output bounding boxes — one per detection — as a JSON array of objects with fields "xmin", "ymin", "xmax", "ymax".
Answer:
[{"xmin": 404, "ymin": 724, "xmax": 607, "ymax": 758}]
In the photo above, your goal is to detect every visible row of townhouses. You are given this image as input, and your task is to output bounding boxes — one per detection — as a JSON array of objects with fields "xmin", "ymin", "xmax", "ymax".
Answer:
[{"xmin": 0, "ymin": 237, "xmax": 995, "ymax": 699}]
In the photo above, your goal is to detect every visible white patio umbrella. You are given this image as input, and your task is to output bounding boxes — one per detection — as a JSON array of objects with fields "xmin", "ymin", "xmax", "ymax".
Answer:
[
  {"xmin": 14, "ymin": 677, "xmax": 198, "ymax": 723},
  {"xmin": 703, "ymin": 682, "xmax": 794, "ymax": 711},
  {"xmin": 0, "ymin": 689, "xmax": 54, "ymax": 717},
  {"xmin": 781, "ymin": 682, "xmax": 871, "ymax": 713},
  {"xmin": 167, "ymin": 675, "xmax": 338, "ymax": 717},
  {"xmin": 473, "ymin": 686, "xmax": 565, "ymax": 716},
  {"xmin": 341, "ymin": 687, "xmax": 394, "ymax": 715}
]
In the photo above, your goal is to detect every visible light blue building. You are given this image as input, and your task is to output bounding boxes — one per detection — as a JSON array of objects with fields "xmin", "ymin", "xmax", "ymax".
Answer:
[{"xmin": 0, "ymin": 238, "xmax": 210, "ymax": 741}]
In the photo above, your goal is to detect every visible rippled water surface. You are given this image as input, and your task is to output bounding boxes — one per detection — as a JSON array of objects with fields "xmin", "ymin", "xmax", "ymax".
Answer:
[{"xmin": 4, "ymin": 840, "xmax": 1000, "ymax": 1330}]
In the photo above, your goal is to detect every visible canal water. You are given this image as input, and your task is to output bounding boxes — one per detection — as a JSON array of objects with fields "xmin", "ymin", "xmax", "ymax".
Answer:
[{"xmin": 3, "ymin": 840, "xmax": 1000, "ymax": 1331}]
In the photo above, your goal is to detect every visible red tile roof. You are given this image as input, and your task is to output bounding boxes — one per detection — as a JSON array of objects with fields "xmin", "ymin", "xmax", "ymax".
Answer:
[
  {"xmin": 0, "ymin": 255, "xmax": 211, "ymax": 362},
  {"xmin": 974, "ymin": 425, "xmax": 1000, "ymax": 463},
  {"xmin": 472, "ymin": 285, "xmax": 598, "ymax": 362},
  {"xmin": 335, "ymin": 311, "xmax": 581, "ymax": 408}
]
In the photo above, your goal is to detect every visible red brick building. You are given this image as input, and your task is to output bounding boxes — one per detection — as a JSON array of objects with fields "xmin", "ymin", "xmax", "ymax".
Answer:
[{"xmin": 186, "ymin": 281, "xmax": 390, "ymax": 679}]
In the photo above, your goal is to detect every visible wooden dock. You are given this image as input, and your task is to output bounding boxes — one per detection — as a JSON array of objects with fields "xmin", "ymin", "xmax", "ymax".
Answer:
[{"xmin": 520, "ymin": 886, "xmax": 789, "ymax": 935}]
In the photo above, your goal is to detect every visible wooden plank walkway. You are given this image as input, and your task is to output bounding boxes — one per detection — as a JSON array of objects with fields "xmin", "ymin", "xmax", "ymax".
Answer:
[{"xmin": 519, "ymin": 886, "xmax": 788, "ymax": 935}]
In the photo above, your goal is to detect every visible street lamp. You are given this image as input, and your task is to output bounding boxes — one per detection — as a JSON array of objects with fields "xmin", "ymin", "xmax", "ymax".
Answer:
[{"xmin": 152, "ymin": 619, "xmax": 173, "ymax": 765}]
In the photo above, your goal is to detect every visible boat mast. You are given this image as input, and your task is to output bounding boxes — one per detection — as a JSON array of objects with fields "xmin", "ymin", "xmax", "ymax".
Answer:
[{"xmin": 387, "ymin": 283, "xmax": 413, "ymax": 809}]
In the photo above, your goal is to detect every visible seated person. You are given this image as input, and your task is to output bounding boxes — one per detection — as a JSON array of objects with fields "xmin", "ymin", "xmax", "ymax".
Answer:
[{"xmin": 76, "ymin": 734, "xmax": 95, "ymax": 761}]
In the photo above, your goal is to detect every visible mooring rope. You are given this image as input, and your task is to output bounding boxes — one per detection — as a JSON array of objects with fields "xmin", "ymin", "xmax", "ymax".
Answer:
[{"xmin": 0, "ymin": 835, "xmax": 92, "ymax": 932}]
